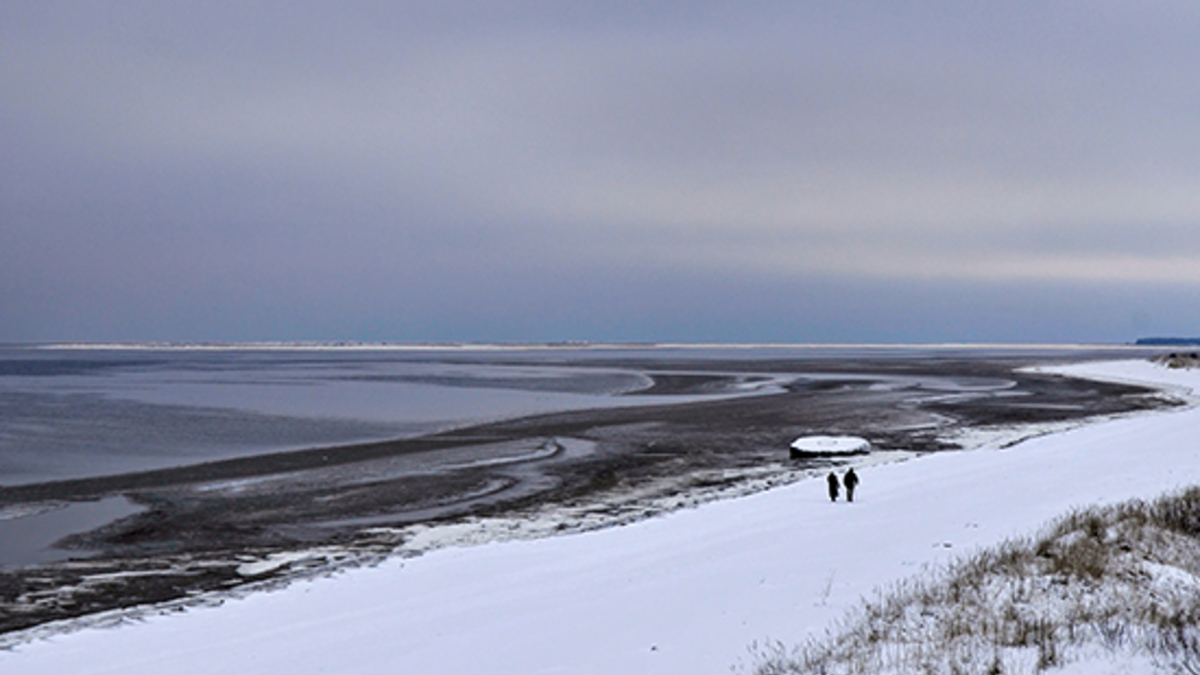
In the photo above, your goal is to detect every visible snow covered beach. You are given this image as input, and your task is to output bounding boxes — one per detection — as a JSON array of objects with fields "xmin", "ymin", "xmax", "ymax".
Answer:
[{"xmin": 4, "ymin": 360, "xmax": 1200, "ymax": 674}]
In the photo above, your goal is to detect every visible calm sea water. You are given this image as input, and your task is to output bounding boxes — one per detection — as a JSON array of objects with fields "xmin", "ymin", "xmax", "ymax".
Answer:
[{"xmin": 0, "ymin": 343, "xmax": 1139, "ymax": 487}]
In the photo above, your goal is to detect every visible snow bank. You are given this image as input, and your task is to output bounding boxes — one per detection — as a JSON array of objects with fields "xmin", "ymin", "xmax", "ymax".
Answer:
[
  {"xmin": 5, "ymin": 361, "xmax": 1200, "ymax": 675},
  {"xmin": 1034, "ymin": 358, "xmax": 1200, "ymax": 403}
]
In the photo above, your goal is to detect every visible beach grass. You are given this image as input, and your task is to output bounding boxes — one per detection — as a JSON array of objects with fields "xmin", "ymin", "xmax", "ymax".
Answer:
[{"xmin": 746, "ymin": 486, "xmax": 1200, "ymax": 674}]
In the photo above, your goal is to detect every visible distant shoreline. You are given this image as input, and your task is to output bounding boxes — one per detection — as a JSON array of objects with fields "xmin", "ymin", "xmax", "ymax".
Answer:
[
  {"xmin": 1135, "ymin": 336, "xmax": 1200, "ymax": 346},
  {"xmin": 21, "ymin": 340, "xmax": 1165, "ymax": 351}
]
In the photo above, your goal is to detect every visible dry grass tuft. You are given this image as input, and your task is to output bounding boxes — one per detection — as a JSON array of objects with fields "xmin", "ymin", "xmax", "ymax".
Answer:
[
  {"xmin": 1151, "ymin": 353, "xmax": 1200, "ymax": 370},
  {"xmin": 742, "ymin": 488, "xmax": 1200, "ymax": 674}
]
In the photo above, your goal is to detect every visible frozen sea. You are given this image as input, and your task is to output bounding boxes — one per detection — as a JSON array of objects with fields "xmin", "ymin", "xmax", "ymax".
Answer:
[
  {"xmin": 0, "ymin": 344, "xmax": 660, "ymax": 486},
  {"xmin": 0, "ymin": 342, "xmax": 1150, "ymax": 488},
  {"xmin": 3, "ymin": 358, "xmax": 1197, "ymax": 674}
]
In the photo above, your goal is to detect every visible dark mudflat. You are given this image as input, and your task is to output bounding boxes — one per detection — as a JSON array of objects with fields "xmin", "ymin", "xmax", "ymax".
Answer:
[{"xmin": 0, "ymin": 354, "xmax": 1176, "ymax": 636}]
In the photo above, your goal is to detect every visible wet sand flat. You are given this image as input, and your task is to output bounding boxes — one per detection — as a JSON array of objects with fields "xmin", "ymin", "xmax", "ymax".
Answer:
[{"xmin": 0, "ymin": 350, "xmax": 1176, "ymax": 635}]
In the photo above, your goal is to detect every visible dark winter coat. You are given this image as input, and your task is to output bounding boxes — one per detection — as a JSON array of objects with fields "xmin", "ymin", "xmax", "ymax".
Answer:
[{"xmin": 843, "ymin": 469, "xmax": 859, "ymax": 502}]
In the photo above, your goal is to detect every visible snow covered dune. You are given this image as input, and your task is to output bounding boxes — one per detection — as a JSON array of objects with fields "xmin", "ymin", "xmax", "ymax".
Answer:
[{"xmin": 4, "ymin": 360, "xmax": 1200, "ymax": 675}]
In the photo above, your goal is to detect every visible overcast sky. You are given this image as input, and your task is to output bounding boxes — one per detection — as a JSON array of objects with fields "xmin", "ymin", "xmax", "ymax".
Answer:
[{"xmin": 3, "ymin": 2, "xmax": 1199, "ymax": 343}]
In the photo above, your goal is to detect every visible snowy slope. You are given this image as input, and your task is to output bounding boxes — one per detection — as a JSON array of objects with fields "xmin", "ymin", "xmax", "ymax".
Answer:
[{"xmin": 5, "ymin": 360, "xmax": 1200, "ymax": 675}]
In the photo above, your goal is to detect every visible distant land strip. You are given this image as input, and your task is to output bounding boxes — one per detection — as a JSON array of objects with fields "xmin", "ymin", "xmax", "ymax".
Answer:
[{"xmin": 1134, "ymin": 337, "xmax": 1200, "ymax": 346}]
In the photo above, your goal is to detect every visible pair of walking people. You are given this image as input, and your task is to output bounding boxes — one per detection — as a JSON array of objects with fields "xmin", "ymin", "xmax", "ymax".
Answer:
[{"xmin": 827, "ymin": 468, "xmax": 858, "ymax": 502}]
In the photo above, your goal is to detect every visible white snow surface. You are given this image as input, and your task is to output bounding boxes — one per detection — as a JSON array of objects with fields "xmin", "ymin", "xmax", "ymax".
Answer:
[{"xmin": 5, "ymin": 360, "xmax": 1200, "ymax": 675}]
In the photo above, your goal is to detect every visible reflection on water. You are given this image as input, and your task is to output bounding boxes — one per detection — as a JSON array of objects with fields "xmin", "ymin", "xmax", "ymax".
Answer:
[{"xmin": 0, "ymin": 496, "xmax": 143, "ymax": 568}]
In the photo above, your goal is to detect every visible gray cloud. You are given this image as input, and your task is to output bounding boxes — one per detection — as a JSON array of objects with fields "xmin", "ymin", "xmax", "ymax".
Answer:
[{"xmin": 3, "ymin": 2, "xmax": 1200, "ymax": 341}]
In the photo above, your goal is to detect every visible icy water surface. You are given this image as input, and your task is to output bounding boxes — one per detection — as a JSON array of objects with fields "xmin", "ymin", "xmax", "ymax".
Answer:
[
  {"xmin": 0, "ymin": 342, "xmax": 1169, "ymax": 598},
  {"xmin": 0, "ymin": 346, "xmax": 657, "ymax": 486},
  {"xmin": 0, "ymin": 496, "xmax": 143, "ymax": 567},
  {"xmin": 0, "ymin": 342, "xmax": 1147, "ymax": 487}
]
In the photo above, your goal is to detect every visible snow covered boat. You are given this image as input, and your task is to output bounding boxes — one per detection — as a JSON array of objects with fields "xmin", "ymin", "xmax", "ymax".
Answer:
[{"xmin": 789, "ymin": 435, "xmax": 870, "ymax": 458}]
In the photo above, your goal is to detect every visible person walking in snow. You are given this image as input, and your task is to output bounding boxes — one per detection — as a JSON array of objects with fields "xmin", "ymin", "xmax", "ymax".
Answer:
[
  {"xmin": 844, "ymin": 468, "xmax": 859, "ymax": 502},
  {"xmin": 826, "ymin": 472, "xmax": 840, "ymax": 502}
]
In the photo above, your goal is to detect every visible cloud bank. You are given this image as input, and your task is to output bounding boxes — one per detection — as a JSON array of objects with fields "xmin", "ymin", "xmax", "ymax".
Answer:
[{"xmin": 4, "ymin": 2, "xmax": 1200, "ymax": 342}]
